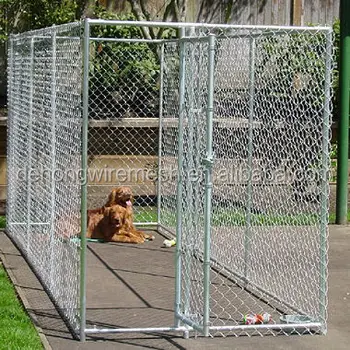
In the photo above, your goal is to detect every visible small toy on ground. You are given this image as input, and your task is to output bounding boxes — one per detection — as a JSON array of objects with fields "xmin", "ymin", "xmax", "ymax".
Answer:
[
  {"xmin": 243, "ymin": 313, "xmax": 271, "ymax": 325},
  {"xmin": 163, "ymin": 238, "xmax": 176, "ymax": 248}
]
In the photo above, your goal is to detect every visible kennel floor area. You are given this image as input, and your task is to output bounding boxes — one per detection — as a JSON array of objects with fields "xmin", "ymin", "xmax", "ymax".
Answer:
[
  {"xmin": 85, "ymin": 232, "xmax": 280, "ymax": 336},
  {"xmin": 85, "ymin": 231, "xmax": 176, "ymax": 331},
  {"xmin": 85, "ymin": 229, "xmax": 287, "ymax": 335},
  {"xmin": 1, "ymin": 228, "xmax": 350, "ymax": 350}
]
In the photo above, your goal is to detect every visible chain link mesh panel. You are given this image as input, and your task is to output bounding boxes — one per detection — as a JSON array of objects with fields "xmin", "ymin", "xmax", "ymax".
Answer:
[
  {"xmin": 159, "ymin": 41, "xmax": 180, "ymax": 235},
  {"xmin": 7, "ymin": 23, "xmax": 82, "ymax": 334},
  {"xmin": 178, "ymin": 38, "xmax": 210, "ymax": 328},
  {"xmin": 87, "ymin": 25, "xmax": 165, "ymax": 223},
  {"xmin": 164, "ymin": 27, "xmax": 332, "ymax": 336}
]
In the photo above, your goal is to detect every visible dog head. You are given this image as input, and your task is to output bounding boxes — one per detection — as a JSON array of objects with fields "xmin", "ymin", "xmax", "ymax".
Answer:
[
  {"xmin": 105, "ymin": 186, "xmax": 133, "ymax": 208},
  {"xmin": 103, "ymin": 205, "xmax": 126, "ymax": 229}
]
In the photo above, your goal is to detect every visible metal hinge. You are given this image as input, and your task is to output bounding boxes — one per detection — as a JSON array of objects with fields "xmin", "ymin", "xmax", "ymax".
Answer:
[{"xmin": 201, "ymin": 152, "xmax": 214, "ymax": 168}]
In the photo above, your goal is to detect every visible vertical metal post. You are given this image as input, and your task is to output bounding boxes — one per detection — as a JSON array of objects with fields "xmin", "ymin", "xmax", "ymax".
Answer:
[
  {"xmin": 319, "ymin": 29, "xmax": 332, "ymax": 334},
  {"xmin": 6, "ymin": 37, "xmax": 14, "ymax": 230},
  {"xmin": 25, "ymin": 37, "xmax": 35, "ymax": 254},
  {"xmin": 203, "ymin": 34, "xmax": 215, "ymax": 337},
  {"xmin": 49, "ymin": 31, "xmax": 57, "ymax": 288},
  {"xmin": 183, "ymin": 27, "xmax": 196, "ymax": 319},
  {"xmin": 157, "ymin": 43, "xmax": 165, "ymax": 229},
  {"xmin": 80, "ymin": 18, "xmax": 90, "ymax": 342},
  {"xmin": 174, "ymin": 27, "xmax": 186, "ymax": 328},
  {"xmin": 243, "ymin": 37, "xmax": 256, "ymax": 282},
  {"xmin": 336, "ymin": 0, "xmax": 350, "ymax": 224},
  {"xmin": 194, "ymin": 33, "xmax": 203, "ymax": 232}
]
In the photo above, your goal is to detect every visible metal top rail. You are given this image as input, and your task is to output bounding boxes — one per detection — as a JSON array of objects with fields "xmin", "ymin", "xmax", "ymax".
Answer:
[
  {"xmin": 86, "ymin": 18, "xmax": 332, "ymax": 33},
  {"xmin": 9, "ymin": 18, "xmax": 332, "ymax": 40},
  {"xmin": 9, "ymin": 21, "xmax": 81, "ymax": 39}
]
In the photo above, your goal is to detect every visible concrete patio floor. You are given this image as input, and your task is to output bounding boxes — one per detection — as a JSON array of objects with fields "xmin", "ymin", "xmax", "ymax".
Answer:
[{"xmin": 0, "ymin": 225, "xmax": 349, "ymax": 350}]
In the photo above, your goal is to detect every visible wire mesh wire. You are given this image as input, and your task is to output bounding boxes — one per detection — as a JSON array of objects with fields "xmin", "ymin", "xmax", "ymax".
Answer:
[{"xmin": 7, "ymin": 23, "xmax": 82, "ymax": 334}]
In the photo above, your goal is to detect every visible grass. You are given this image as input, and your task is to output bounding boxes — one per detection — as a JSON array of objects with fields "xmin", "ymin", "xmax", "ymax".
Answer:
[
  {"xmin": 134, "ymin": 207, "xmax": 158, "ymax": 223},
  {"xmin": 0, "ymin": 264, "xmax": 43, "ymax": 350},
  {"xmin": 0, "ymin": 204, "xmax": 348, "ymax": 232},
  {"xmin": 330, "ymin": 159, "xmax": 337, "ymax": 182},
  {"xmin": 328, "ymin": 210, "xmax": 350, "ymax": 224},
  {"xmin": 0, "ymin": 216, "xmax": 5, "ymax": 229},
  {"xmin": 134, "ymin": 206, "xmax": 320, "ymax": 226},
  {"xmin": 211, "ymin": 210, "xmax": 319, "ymax": 226},
  {"xmin": 135, "ymin": 206, "xmax": 350, "ymax": 226}
]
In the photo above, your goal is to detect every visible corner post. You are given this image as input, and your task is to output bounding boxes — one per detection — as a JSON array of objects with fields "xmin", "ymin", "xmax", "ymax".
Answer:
[
  {"xmin": 49, "ymin": 29, "xmax": 58, "ymax": 288},
  {"xmin": 174, "ymin": 27, "xmax": 186, "ymax": 329},
  {"xmin": 80, "ymin": 18, "xmax": 90, "ymax": 342},
  {"xmin": 26, "ymin": 37, "xmax": 35, "ymax": 254},
  {"xmin": 319, "ymin": 29, "xmax": 333, "ymax": 335},
  {"xmin": 203, "ymin": 33, "xmax": 216, "ymax": 337}
]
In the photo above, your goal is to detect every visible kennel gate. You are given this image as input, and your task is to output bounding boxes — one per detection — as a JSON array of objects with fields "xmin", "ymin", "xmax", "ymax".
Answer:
[{"xmin": 6, "ymin": 19, "xmax": 332, "ymax": 340}]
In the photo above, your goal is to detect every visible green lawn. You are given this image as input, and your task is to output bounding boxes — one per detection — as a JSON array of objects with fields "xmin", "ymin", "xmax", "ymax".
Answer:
[
  {"xmin": 0, "ymin": 216, "xmax": 5, "ymax": 229},
  {"xmin": 134, "ymin": 207, "xmax": 158, "ymax": 223},
  {"xmin": 135, "ymin": 206, "xmax": 350, "ymax": 226},
  {"xmin": 328, "ymin": 210, "xmax": 350, "ymax": 224},
  {"xmin": 134, "ymin": 206, "xmax": 321, "ymax": 226},
  {"xmin": 0, "ymin": 265, "xmax": 43, "ymax": 350},
  {"xmin": 0, "ymin": 206, "xmax": 348, "ymax": 231}
]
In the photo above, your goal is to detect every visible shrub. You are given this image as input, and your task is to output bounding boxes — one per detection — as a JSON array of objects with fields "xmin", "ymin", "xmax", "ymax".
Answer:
[{"xmin": 332, "ymin": 18, "xmax": 340, "ymax": 121}]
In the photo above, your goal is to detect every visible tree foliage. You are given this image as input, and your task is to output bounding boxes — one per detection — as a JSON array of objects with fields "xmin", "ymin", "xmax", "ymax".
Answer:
[
  {"xmin": 0, "ymin": 0, "xmax": 192, "ymax": 43},
  {"xmin": 0, "ymin": 0, "xmax": 78, "ymax": 42}
]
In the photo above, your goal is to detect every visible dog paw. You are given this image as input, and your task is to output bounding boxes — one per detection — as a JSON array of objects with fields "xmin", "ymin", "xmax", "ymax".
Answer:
[{"xmin": 144, "ymin": 234, "xmax": 155, "ymax": 241}]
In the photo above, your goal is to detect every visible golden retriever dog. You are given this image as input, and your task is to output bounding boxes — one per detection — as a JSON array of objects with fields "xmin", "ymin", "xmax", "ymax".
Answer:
[
  {"xmin": 87, "ymin": 204, "xmax": 154, "ymax": 243},
  {"xmin": 104, "ymin": 186, "xmax": 134, "ymax": 208},
  {"xmin": 88, "ymin": 186, "xmax": 134, "ymax": 214},
  {"xmin": 104, "ymin": 186, "xmax": 155, "ymax": 241}
]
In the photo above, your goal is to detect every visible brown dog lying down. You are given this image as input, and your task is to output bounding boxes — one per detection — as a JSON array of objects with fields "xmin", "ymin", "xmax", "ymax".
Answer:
[
  {"xmin": 87, "ymin": 204, "xmax": 154, "ymax": 244},
  {"xmin": 87, "ymin": 186, "xmax": 155, "ymax": 243}
]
